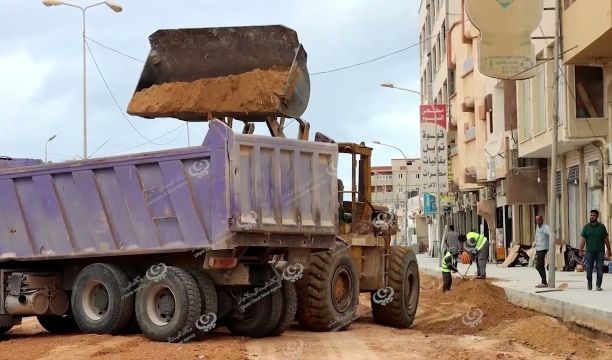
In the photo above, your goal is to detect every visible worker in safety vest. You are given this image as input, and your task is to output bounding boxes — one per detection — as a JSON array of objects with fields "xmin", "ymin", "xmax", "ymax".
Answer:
[
  {"xmin": 466, "ymin": 231, "xmax": 489, "ymax": 279},
  {"xmin": 441, "ymin": 249, "xmax": 459, "ymax": 292}
]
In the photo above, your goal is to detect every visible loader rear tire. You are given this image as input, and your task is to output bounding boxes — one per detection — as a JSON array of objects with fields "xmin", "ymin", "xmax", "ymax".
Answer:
[
  {"xmin": 135, "ymin": 266, "xmax": 202, "ymax": 342},
  {"xmin": 296, "ymin": 248, "xmax": 359, "ymax": 331},
  {"xmin": 269, "ymin": 280, "xmax": 297, "ymax": 336},
  {"xmin": 371, "ymin": 247, "xmax": 419, "ymax": 328},
  {"xmin": 71, "ymin": 263, "xmax": 134, "ymax": 335}
]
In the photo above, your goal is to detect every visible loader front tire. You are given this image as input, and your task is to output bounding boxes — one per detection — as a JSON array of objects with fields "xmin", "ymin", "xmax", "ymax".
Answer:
[
  {"xmin": 296, "ymin": 248, "xmax": 359, "ymax": 331},
  {"xmin": 371, "ymin": 246, "xmax": 419, "ymax": 328}
]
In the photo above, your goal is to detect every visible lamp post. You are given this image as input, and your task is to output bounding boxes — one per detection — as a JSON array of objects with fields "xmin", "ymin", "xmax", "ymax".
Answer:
[
  {"xmin": 45, "ymin": 135, "xmax": 58, "ymax": 163},
  {"xmin": 381, "ymin": 83, "xmax": 443, "ymax": 258},
  {"xmin": 372, "ymin": 141, "xmax": 410, "ymax": 246},
  {"xmin": 42, "ymin": 0, "xmax": 123, "ymax": 159}
]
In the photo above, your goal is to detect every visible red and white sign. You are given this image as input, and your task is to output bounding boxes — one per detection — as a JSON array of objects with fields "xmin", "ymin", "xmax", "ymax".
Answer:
[{"xmin": 420, "ymin": 104, "xmax": 448, "ymax": 194}]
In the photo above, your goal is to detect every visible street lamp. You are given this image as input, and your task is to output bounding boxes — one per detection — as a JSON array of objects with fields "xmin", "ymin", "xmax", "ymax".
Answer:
[
  {"xmin": 381, "ymin": 83, "xmax": 443, "ymax": 259},
  {"xmin": 42, "ymin": 0, "xmax": 123, "ymax": 159},
  {"xmin": 381, "ymin": 83, "xmax": 428, "ymax": 104},
  {"xmin": 372, "ymin": 141, "xmax": 410, "ymax": 246},
  {"xmin": 45, "ymin": 134, "xmax": 58, "ymax": 163}
]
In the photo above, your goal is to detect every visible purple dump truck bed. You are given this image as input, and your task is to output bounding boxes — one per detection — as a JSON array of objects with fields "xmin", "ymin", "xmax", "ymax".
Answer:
[{"xmin": 0, "ymin": 120, "xmax": 338, "ymax": 262}]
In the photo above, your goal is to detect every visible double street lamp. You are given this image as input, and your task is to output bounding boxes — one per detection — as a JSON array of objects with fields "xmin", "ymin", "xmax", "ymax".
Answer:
[{"xmin": 42, "ymin": 0, "xmax": 123, "ymax": 159}]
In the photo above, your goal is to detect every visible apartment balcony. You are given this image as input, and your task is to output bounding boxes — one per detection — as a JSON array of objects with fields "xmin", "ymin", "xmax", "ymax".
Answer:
[{"xmin": 564, "ymin": 0, "xmax": 612, "ymax": 64}]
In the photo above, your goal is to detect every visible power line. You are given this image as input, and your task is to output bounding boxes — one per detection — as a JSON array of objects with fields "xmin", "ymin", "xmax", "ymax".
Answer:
[
  {"xmin": 102, "ymin": 124, "xmax": 186, "ymax": 156},
  {"xmin": 85, "ymin": 40, "xmax": 181, "ymax": 146},
  {"xmin": 86, "ymin": 36, "xmax": 144, "ymax": 63}
]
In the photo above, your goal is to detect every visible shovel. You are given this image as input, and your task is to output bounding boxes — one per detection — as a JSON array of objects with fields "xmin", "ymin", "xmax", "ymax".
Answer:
[{"xmin": 535, "ymin": 282, "xmax": 569, "ymax": 293}]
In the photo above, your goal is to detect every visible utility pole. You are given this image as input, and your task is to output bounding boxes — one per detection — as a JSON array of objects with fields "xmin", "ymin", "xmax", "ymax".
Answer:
[{"xmin": 548, "ymin": 0, "xmax": 561, "ymax": 288}]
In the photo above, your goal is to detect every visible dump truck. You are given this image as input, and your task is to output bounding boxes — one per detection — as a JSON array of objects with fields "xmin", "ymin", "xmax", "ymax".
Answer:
[{"xmin": 0, "ymin": 25, "xmax": 419, "ymax": 342}]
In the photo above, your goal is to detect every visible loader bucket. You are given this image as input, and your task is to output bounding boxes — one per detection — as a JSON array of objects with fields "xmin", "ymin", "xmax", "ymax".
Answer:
[{"xmin": 127, "ymin": 25, "xmax": 310, "ymax": 121}]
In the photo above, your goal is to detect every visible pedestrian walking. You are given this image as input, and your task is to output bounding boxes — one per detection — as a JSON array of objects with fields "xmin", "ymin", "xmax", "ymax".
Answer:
[
  {"xmin": 444, "ymin": 225, "xmax": 460, "ymax": 254},
  {"xmin": 579, "ymin": 209, "xmax": 612, "ymax": 291},
  {"xmin": 533, "ymin": 215, "xmax": 550, "ymax": 288},
  {"xmin": 466, "ymin": 231, "xmax": 489, "ymax": 279},
  {"xmin": 441, "ymin": 249, "xmax": 459, "ymax": 292}
]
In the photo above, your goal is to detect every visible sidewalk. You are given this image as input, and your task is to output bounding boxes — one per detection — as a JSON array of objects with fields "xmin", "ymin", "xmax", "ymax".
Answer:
[{"xmin": 417, "ymin": 254, "xmax": 612, "ymax": 335}]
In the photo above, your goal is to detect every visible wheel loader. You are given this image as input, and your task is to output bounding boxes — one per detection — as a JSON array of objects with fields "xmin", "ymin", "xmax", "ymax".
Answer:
[
  {"xmin": 126, "ymin": 24, "xmax": 420, "ymax": 333},
  {"xmin": 0, "ymin": 24, "xmax": 419, "ymax": 343}
]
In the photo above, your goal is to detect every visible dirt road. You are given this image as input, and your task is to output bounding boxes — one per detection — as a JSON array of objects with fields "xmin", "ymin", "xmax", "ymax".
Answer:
[{"xmin": 2, "ymin": 274, "xmax": 611, "ymax": 360}]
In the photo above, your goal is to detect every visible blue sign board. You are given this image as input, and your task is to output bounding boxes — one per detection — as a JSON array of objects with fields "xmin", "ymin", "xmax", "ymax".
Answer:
[{"xmin": 423, "ymin": 193, "xmax": 437, "ymax": 215}]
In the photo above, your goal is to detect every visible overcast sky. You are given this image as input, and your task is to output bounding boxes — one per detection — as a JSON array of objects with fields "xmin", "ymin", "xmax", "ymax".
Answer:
[{"xmin": 0, "ymin": 1, "xmax": 420, "ymax": 174}]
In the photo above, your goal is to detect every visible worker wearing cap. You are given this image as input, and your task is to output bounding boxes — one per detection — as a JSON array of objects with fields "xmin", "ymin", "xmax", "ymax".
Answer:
[
  {"xmin": 441, "ymin": 249, "xmax": 459, "ymax": 292},
  {"xmin": 466, "ymin": 231, "xmax": 489, "ymax": 279}
]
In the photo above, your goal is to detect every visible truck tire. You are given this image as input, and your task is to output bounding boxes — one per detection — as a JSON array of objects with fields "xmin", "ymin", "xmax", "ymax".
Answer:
[
  {"xmin": 227, "ymin": 269, "xmax": 283, "ymax": 338},
  {"xmin": 188, "ymin": 270, "xmax": 218, "ymax": 337},
  {"xmin": 71, "ymin": 263, "xmax": 134, "ymax": 334},
  {"xmin": 269, "ymin": 280, "xmax": 297, "ymax": 336},
  {"xmin": 0, "ymin": 315, "xmax": 14, "ymax": 335},
  {"xmin": 296, "ymin": 249, "xmax": 359, "ymax": 331},
  {"xmin": 135, "ymin": 266, "xmax": 202, "ymax": 342},
  {"xmin": 371, "ymin": 247, "xmax": 419, "ymax": 328},
  {"xmin": 37, "ymin": 312, "xmax": 79, "ymax": 334}
]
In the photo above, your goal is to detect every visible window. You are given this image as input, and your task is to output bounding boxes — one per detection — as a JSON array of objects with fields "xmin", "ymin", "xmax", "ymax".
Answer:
[
  {"xmin": 448, "ymin": 68, "xmax": 456, "ymax": 95},
  {"xmin": 441, "ymin": 21, "xmax": 446, "ymax": 60},
  {"xmin": 534, "ymin": 64, "xmax": 546, "ymax": 133},
  {"xmin": 519, "ymin": 80, "xmax": 532, "ymax": 141},
  {"xmin": 416, "ymin": 174, "xmax": 420, "ymax": 179},
  {"xmin": 398, "ymin": 173, "xmax": 403, "ymax": 179},
  {"xmin": 574, "ymin": 66, "xmax": 604, "ymax": 119},
  {"xmin": 559, "ymin": 61, "xmax": 566, "ymax": 125},
  {"xmin": 432, "ymin": 45, "xmax": 437, "ymax": 75}
]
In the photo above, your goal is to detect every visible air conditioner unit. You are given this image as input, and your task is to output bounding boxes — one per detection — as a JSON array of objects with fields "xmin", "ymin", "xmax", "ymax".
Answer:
[
  {"xmin": 468, "ymin": 193, "xmax": 477, "ymax": 206},
  {"xmin": 588, "ymin": 164, "xmax": 603, "ymax": 189}
]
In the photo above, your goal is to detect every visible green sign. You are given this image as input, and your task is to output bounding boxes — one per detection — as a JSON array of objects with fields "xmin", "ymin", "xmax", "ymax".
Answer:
[{"xmin": 496, "ymin": 0, "xmax": 514, "ymax": 9}]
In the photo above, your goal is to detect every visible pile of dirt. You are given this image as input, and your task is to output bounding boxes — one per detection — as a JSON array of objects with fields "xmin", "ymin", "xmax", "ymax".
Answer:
[
  {"xmin": 127, "ymin": 68, "xmax": 290, "ymax": 118},
  {"xmin": 488, "ymin": 316, "xmax": 601, "ymax": 358},
  {"xmin": 416, "ymin": 277, "xmax": 534, "ymax": 335}
]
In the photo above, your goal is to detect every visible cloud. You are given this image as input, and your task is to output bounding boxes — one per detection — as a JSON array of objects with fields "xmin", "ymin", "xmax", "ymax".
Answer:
[{"xmin": 0, "ymin": 1, "xmax": 421, "ymax": 164}]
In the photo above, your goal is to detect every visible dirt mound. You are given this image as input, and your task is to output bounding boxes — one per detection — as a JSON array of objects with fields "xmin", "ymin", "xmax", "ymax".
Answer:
[
  {"xmin": 416, "ymin": 277, "xmax": 534, "ymax": 335},
  {"xmin": 488, "ymin": 316, "xmax": 600, "ymax": 358},
  {"xmin": 127, "ymin": 68, "xmax": 290, "ymax": 118}
]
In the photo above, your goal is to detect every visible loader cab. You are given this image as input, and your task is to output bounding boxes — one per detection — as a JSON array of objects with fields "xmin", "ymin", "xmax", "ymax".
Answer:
[{"xmin": 335, "ymin": 142, "xmax": 396, "ymax": 246}]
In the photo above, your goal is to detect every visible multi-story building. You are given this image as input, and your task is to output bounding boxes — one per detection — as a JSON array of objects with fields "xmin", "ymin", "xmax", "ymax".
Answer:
[
  {"xmin": 419, "ymin": 0, "xmax": 462, "ymax": 255},
  {"xmin": 513, "ymin": 0, "xmax": 612, "ymax": 248},
  {"xmin": 419, "ymin": 0, "xmax": 612, "ymax": 259},
  {"xmin": 371, "ymin": 159, "xmax": 422, "ymax": 245}
]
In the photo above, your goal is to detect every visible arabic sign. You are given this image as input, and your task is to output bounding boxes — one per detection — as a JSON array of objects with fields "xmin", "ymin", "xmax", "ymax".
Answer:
[
  {"xmin": 423, "ymin": 193, "xmax": 436, "ymax": 215},
  {"xmin": 466, "ymin": 0, "xmax": 543, "ymax": 80},
  {"xmin": 420, "ymin": 104, "xmax": 448, "ymax": 196}
]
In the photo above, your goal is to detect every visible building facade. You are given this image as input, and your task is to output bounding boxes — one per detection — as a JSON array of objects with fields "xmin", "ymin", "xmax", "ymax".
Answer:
[
  {"xmin": 417, "ymin": 0, "xmax": 611, "ymax": 261},
  {"xmin": 371, "ymin": 159, "xmax": 422, "ymax": 245}
]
